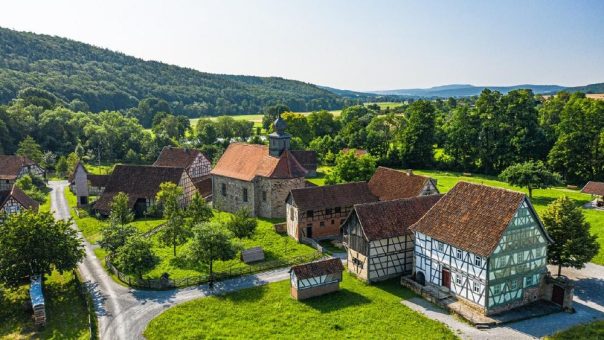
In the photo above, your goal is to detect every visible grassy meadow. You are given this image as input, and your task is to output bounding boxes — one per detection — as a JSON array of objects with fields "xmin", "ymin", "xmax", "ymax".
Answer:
[
  {"xmin": 547, "ymin": 320, "xmax": 604, "ymax": 339},
  {"xmin": 0, "ymin": 271, "xmax": 91, "ymax": 340},
  {"xmin": 64, "ymin": 189, "xmax": 316, "ymax": 281},
  {"xmin": 144, "ymin": 272, "xmax": 457, "ymax": 339}
]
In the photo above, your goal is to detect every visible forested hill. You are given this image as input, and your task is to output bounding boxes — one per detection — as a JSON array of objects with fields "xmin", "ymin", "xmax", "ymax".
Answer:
[{"xmin": 0, "ymin": 27, "xmax": 348, "ymax": 117}]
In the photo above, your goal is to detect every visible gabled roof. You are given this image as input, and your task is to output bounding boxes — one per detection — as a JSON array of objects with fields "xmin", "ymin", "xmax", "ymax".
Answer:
[
  {"xmin": 290, "ymin": 258, "xmax": 344, "ymax": 280},
  {"xmin": 93, "ymin": 165, "xmax": 186, "ymax": 213},
  {"xmin": 68, "ymin": 162, "xmax": 88, "ymax": 183},
  {"xmin": 411, "ymin": 181, "xmax": 532, "ymax": 257},
  {"xmin": 352, "ymin": 195, "xmax": 442, "ymax": 241},
  {"xmin": 211, "ymin": 143, "xmax": 307, "ymax": 181},
  {"xmin": 0, "ymin": 155, "xmax": 37, "ymax": 180},
  {"xmin": 289, "ymin": 150, "xmax": 318, "ymax": 172},
  {"xmin": 193, "ymin": 175, "xmax": 212, "ymax": 199},
  {"xmin": 288, "ymin": 182, "xmax": 378, "ymax": 211},
  {"xmin": 368, "ymin": 167, "xmax": 436, "ymax": 200},
  {"xmin": 582, "ymin": 181, "xmax": 604, "ymax": 196},
  {"xmin": 88, "ymin": 174, "xmax": 109, "ymax": 187},
  {"xmin": 0, "ymin": 184, "xmax": 39, "ymax": 212},
  {"xmin": 153, "ymin": 146, "xmax": 209, "ymax": 169}
]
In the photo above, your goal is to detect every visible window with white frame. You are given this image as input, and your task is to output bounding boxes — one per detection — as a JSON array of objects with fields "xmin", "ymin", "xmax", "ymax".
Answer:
[
  {"xmin": 455, "ymin": 274, "xmax": 462, "ymax": 285},
  {"xmin": 473, "ymin": 281, "xmax": 481, "ymax": 293},
  {"xmin": 456, "ymin": 249, "xmax": 463, "ymax": 259},
  {"xmin": 525, "ymin": 275, "xmax": 534, "ymax": 286},
  {"xmin": 437, "ymin": 241, "xmax": 444, "ymax": 252},
  {"xmin": 493, "ymin": 284, "xmax": 501, "ymax": 295},
  {"xmin": 475, "ymin": 256, "xmax": 482, "ymax": 267},
  {"xmin": 510, "ymin": 279, "xmax": 518, "ymax": 290},
  {"xmin": 517, "ymin": 251, "xmax": 524, "ymax": 263}
]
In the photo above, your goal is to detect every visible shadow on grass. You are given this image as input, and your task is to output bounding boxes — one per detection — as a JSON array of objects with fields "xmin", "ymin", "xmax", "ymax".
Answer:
[
  {"xmin": 168, "ymin": 255, "xmax": 207, "ymax": 272},
  {"xmin": 301, "ymin": 288, "xmax": 370, "ymax": 313},
  {"xmin": 217, "ymin": 284, "xmax": 269, "ymax": 303},
  {"xmin": 372, "ymin": 278, "xmax": 416, "ymax": 300}
]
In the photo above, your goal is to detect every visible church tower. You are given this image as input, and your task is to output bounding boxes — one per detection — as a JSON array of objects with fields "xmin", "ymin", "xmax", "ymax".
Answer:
[{"xmin": 268, "ymin": 114, "xmax": 291, "ymax": 157}]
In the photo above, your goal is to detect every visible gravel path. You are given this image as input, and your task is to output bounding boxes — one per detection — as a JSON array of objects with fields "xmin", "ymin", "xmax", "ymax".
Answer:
[{"xmin": 50, "ymin": 181, "xmax": 294, "ymax": 340}]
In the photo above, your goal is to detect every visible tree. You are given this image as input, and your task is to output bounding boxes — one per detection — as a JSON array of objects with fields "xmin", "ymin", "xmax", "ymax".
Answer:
[
  {"xmin": 499, "ymin": 161, "xmax": 562, "ymax": 198},
  {"xmin": 98, "ymin": 223, "xmax": 138, "ymax": 254},
  {"xmin": 188, "ymin": 193, "xmax": 213, "ymax": 225},
  {"xmin": 16, "ymin": 135, "xmax": 44, "ymax": 164},
  {"xmin": 325, "ymin": 150, "xmax": 377, "ymax": 184},
  {"xmin": 226, "ymin": 208, "xmax": 257, "ymax": 239},
  {"xmin": 188, "ymin": 222, "xmax": 237, "ymax": 280},
  {"xmin": 196, "ymin": 119, "xmax": 218, "ymax": 145},
  {"xmin": 542, "ymin": 196, "xmax": 599, "ymax": 276},
  {"xmin": 55, "ymin": 156, "xmax": 69, "ymax": 177},
  {"xmin": 398, "ymin": 100, "xmax": 435, "ymax": 168},
  {"xmin": 109, "ymin": 192, "xmax": 134, "ymax": 226},
  {"xmin": 307, "ymin": 110, "xmax": 340, "ymax": 138},
  {"xmin": 156, "ymin": 182, "xmax": 190, "ymax": 256},
  {"xmin": 262, "ymin": 104, "xmax": 290, "ymax": 130},
  {"xmin": 281, "ymin": 112, "xmax": 312, "ymax": 144},
  {"xmin": 113, "ymin": 235, "xmax": 157, "ymax": 279},
  {"xmin": 0, "ymin": 211, "xmax": 84, "ymax": 286}
]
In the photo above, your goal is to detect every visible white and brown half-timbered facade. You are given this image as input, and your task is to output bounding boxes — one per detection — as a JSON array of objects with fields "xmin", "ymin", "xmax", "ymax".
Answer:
[
  {"xmin": 0, "ymin": 184, "xmax": 39, "ymax": 216},
  {"xmin": 411, "ymin": 182, "xmax": 553, "ymax": 315},
  {"xmin": 290, "ymin": 258, "xmax": 344, "ymax": 300},
  {"xmin": 342, "ymin": 195, "xmax": 441, "ymax": 282},
  {"xmin": 0, "ymin": 155, "xmax": 45, "ymax": 190}
]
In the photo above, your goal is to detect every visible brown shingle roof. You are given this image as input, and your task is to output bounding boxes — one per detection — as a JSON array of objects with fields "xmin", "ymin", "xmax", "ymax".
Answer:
[
  {"xmin": 353, "ymin": 195, "xmax": 442, "ymax": 241},
  {"xmin": 67, "ymin": 162, "xmax": 87, "ymax": 183},
  {"xmin": 0, "ymin": 185, "xmax": 39, "ymax": 211},
  {"xmin": 582, "ymin": 181, "xmax": 604, "ymax": 196},
  {"xmin": 88, "ymin": 174, "xmax": 109, "ymax": 187},
  {"xmin": 291, "ymin": 258, "xmax": 344, "ymax": 280},
  {"xmin": 0, "ymin": 155, "xmax": 37, "ymax": 180},
  {"xmin": 289, "ymin": 182, "xmax": 378, "ymax": 211},
  {"xmin": 368, "ymin": 167, "xmax": 435, "ymax": 200},
  {"xmin": 410, "ymin": 181, "xmax": 528, "ymax": 257},
  {"xmin": 211, "ymin": 143, "xmax": 307, "ymax": 181},
  {"xmin": 290, "ymin": 150, "xmax": 318, "ymax": 172},
  {"xmin": 93, "ymin": 165, "xmax": 185, "ymax": 213},
  {"xmin": 193, "ymin": 175, "xmax": 212, "ymax": 199},
  {"xmin": 153, "ymin": 146, "xmax": 209, "ymax": 169}
]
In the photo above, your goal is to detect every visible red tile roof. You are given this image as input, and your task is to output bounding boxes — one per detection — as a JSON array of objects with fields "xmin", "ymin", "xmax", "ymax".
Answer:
[
  {"xmin": 153, "ymin": 146, "xmax": 209, "ymax": 169},
  {"xmin": 289, "ymin": 182, "xmax": 378, "ymax": 211},
  {"xmin": 353, "ymin": 195, "xmax": 442, "ymax": 241},
  {"xmin": 582, "ymin": 181, "xmax": 604, "ymax": 196},
  {"xmin": 291, "ymin": 258, "xmax": 344, "ymax": 280},
  {"xmin": 368, "ymin": 167, "xmax": 435, "ymax": 200},
  {"xmin": 0, "ymin": 155, "xmax": 37, "ymax": 180},
  {"xmin": 0, "ymin": 184, "xmax": 39, "ymax": 212},
  {"xmin": 411, "ymin": 182, "xmax": 530, "ymax": 257},
  {"xmin": 211, "ymin": 143, "xmax": 307, "ymax": 181}
]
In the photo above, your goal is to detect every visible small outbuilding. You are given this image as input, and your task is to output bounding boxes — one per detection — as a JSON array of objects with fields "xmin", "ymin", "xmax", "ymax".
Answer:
[
  {"xmin": 581, "ymin": 181, "xmax": 604, "ymax": 207},
  {"xmin": 290, "ymin": 258, "xmax": 344, "ymax": 300}
]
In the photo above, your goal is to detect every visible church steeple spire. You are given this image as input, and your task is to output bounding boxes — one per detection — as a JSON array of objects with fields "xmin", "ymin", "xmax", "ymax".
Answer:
[{"xmin": 268, "ymin": 113, "xmax": 291, "ymax": 157}]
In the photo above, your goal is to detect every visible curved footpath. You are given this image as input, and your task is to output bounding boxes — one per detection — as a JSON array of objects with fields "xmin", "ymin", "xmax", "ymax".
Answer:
[{"xmin": 50, "ymin": 181, "xmax": 604, "ymax": 339}]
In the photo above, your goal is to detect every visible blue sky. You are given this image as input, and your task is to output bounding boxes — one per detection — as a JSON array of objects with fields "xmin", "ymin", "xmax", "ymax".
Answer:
[{"xmin": 1, "ymin": 0, "xmax": 603, "ymax": 90}]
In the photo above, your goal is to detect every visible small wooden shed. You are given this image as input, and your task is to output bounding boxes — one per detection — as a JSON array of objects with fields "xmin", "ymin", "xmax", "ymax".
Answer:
[
  {"xmin": 30, "ymin": 276, "xmax": 46, "ymax": 326},
  {"xmin": 290, "ymin": 258, "xmax": 344, "ymax": 300},
  {"xmin": 241, "ymin": 247, "xmax": 265, "ymax": 263},
  {"xmin": 582, "ymin": 181, "xmax": 604, "ymax": 206}
]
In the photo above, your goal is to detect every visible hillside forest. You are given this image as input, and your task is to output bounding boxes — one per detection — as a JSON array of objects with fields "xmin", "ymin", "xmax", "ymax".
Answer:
[{"xmin": 2, "ymin": 86, "xmax": 603, "ymax": 185}]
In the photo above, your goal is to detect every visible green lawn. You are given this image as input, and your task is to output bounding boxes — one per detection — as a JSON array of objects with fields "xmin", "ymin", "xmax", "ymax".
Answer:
[
  {"xmin": 64, "ymin": 189, "xmax": 316, "ymax": 281},
  {"xmin": 189, "ymin": 109, "xmax": 343, "ymax": 128},
  {"xmin": 83, "ymin": 163, "xmax": 114, "ymax": 175},
  {"xmin": 0, "ymin": 271, "xmax": 91, "ymax": 339},
  {"xmin": 144, "ymin": 272, "xmax": 457, "ymax": 339},
  {"xmin": 413, "ymin": 169, "xmax": 604, "ymax": 265},
  {"xmin": 547, "ymin": 320, "xmax": 604, "ymax": 339}
]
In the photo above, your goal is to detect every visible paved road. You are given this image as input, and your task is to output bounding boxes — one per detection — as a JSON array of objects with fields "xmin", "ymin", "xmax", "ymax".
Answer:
[{"xmin": 49, "ymin": 181, "xmax": 294, "ymax": 340}]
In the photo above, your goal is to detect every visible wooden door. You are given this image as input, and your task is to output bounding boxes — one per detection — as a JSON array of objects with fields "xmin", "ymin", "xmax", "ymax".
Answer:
[
  {"xmin": 441, "ymin": 268, "xmax": 451, "ymax": 289},
  {"xmin": 306, "ymin": 226, "xmax": 312, "ymax": 238},
  {"xmin": 552, "ymin": 285, "xmax": 564, "ymax": 306}
]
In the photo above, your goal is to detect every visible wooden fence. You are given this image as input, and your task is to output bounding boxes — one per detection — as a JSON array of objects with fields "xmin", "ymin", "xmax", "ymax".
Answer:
[{"xmin": 106, "ymin": 251, "xmax": 323, "ymax": 290}]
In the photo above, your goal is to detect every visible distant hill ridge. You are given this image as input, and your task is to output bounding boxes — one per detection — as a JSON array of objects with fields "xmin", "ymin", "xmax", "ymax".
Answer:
[{"xmin": 0, "ymin": 27, "xmax": 349, "ymax": 116}]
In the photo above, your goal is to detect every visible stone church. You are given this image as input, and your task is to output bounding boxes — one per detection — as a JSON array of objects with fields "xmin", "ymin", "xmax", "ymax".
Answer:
[{"xmin": 211, "ymin": 116, "xmax": 316, "ymax": 218}]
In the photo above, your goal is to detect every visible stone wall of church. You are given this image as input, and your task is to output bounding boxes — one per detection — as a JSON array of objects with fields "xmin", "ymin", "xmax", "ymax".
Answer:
[
  {"xmin": 212, "ymin": 175, "xmax": 256, "ymax": 215},
  {"xmin": 256, "ymin": 177, "xmax": 306, "ymax": 219}
]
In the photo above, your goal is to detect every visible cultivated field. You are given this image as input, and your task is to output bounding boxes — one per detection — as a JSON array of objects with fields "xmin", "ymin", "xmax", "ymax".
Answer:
[
  {"xmin": 144, "ymin": 272, "xmax": 456, "ymax": 339},
  {"xmin": 586, "ymin": 93, "xmax": 604, "ymax": 101}
]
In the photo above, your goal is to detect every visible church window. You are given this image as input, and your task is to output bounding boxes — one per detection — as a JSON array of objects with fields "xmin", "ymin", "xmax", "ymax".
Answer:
[
  {"xmin": 243, "ymin": 188, "xmax": 248, "ymax": 202},
  {"xmin": 262, "ymin": 191, "xmax": 267, "ymax": 202},
  {"xmin": 221, "ymin": 183, "xmax": 226, "ymax": 196}
]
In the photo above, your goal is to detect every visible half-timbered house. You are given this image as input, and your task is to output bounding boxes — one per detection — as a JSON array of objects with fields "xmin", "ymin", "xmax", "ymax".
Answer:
[
  {"xmin": 0, "ymin": 155, "xmax": 45, "ymax": 190},
  {"xmin": 368, "ymin": 167, "xmax": 439, "ymax": 200},
  {"xmin": 0, "ymin": 184, "xmax": 39, "ymax": 215},
  {"xmin": 290, "ymin": 258, "xmax": 344, "ymax": 300},
  {"xmin": 342, "ymin": 195, "xmax": 441, "ymax": 282},
  {"xmin": 92, "ymin": 165, "xmax": 196, "ymax": 217},
  {"xmin": 286, "ymin": 182, "xmax": 378, "ymax": 241},
  {"xmin": 411, "ymin": 182, "xmax": 553, "ymax": 315},
  {"xmin": 68, "ymin": 162, "xmax": 110, "ymax": 205}
]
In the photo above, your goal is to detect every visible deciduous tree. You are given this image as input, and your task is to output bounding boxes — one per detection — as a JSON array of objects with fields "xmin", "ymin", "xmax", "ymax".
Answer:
[
  {"xmin": 188, "ymin": 222, "xmax": 237, "ymax": 280},
  {"xmin": 113, "ymin": 235, "xmax": 157, "ymax": 279},
  {"xmin": 109, "ymin": 192, "xmax": 134, "ymax": 226},
  {"xmin": 156, "ymin": 182, "xmax": 190, "ymax": 256},
  {"xmin": 499, "ymin": 161, "xmax": 562, "ymax": 198},
  {"xmin": 226, "ymin": 208, "xmax": 257, "ymax": 239}
]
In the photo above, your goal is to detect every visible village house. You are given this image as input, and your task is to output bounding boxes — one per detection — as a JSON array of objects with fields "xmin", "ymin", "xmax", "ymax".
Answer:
[
  {"xmin": 290, "ymin": 258, "xmax": 344, "ymax": 300},
  {"xmin": 0, "ymin": 155, "xmax": 45, "ymax": 190},
  {"xmin": 581, "ymin": 181, "xmax": 604, "ymax": 207},
  {"xmin": 68, "ymin": 162, "xmax": 110, "ymax": 206},
  {"xmin": 0, "ymin": 184, "xmax": 39, "ymax": 215},
  {"xmin": 153, "ymin": 146, "xmax": 213, "ymax": 200},
  {"xmin": 92, "ymin": 165, "xmax": 196, "ymax": 217},
  {"xmin": 285, "ymin": 166, "xmax": 439, "ymax": 241},
  {"xmin": 342, "ymin": 195, "xmax": 441, "ymax": 282},
  {"xmin": 411, "ymin": 182, "xmax": 554, "ymax": 315},
  {"xmin": 211, "ymin": 116, "xmax": 316, "ymax": 218}
]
